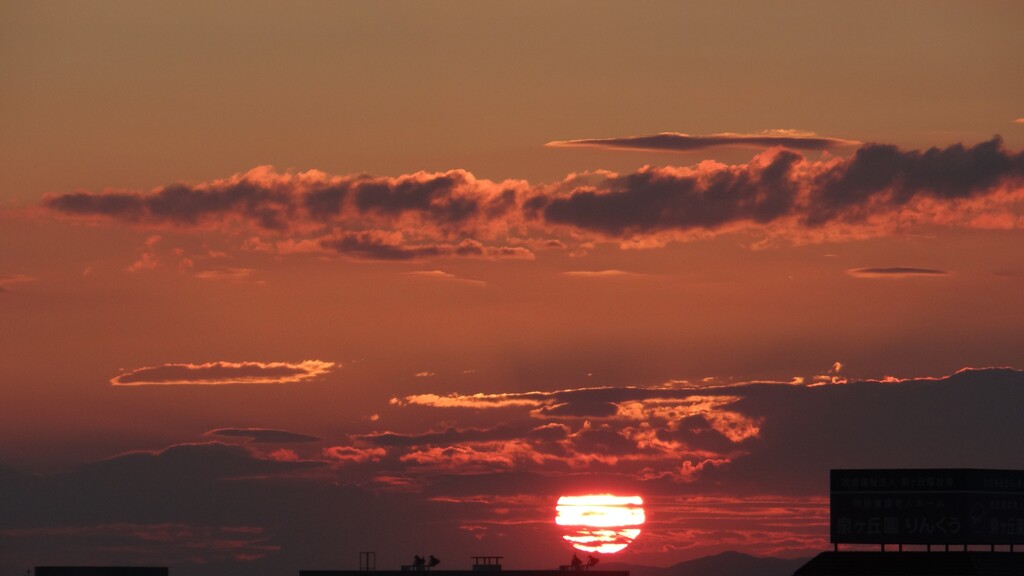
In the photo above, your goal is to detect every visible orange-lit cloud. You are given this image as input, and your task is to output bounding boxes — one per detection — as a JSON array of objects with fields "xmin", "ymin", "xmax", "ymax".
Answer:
[
  {"xmin": 399, "ymin": 441, "xmax": 552, "ymax": 470},
  {"xmin": 126, "ymin": 234, "xmax": 175, "ymax": 272},
  {"xmin": 398, "ymin": 386, "xmax": 762, "ymax": 446},
  {"xmin": 110, "ymin": 360, "xmax": 336, "ymax": 386},
  {"xmin": 124, "ymin": 235, "xmax": 255, "ymax": 278},
  {"xmin": 367, "ymin": 387, "xmax": 766, "ymax": 482},
  {"xmin": 397, "ymin": 391, "xmax": 548, "ymax": 409},
  {"xmin": 322, "ymin": 445, "xmax": 387, "ymax": 463},
  {"xmin": 546, "ymin": 131, "xmax": 860, "ymax": 152}
]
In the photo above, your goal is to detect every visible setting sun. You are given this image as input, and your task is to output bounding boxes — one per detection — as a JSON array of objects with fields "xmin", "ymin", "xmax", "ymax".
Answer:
[
  {"xmin": 556, "ymin": 494, "xmax": 646, "ymax": 554},
  {"xmin": 4, "ymin": 3, "xmax": 1024, "ymax": 574}
]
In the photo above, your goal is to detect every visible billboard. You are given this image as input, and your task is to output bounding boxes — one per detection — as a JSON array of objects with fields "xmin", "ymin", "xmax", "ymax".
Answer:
[{"xmin": 830, "ymin": 469, "xmax": 1024, "ymax": 545}]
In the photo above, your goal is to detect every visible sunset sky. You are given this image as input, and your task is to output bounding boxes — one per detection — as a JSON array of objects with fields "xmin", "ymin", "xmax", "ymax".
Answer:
[{"xmin": 3, "ymin": 1, "xmax": 1024, "ymax": 574}]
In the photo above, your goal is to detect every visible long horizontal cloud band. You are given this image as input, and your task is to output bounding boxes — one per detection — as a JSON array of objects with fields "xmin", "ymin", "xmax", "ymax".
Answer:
[
  {"xmin": 111, "ymin": 360, "xmax": 336, "ymax": 386},
  {"xmin": 545, "ymin": 131, "xmax": 861, "ymax": 152},
  {"xmin": 42, "ymin": 138, "xmax": 1024, "ymax": 256}
]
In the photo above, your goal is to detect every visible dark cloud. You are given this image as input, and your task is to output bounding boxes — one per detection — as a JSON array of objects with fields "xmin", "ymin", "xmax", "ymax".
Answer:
[
  {"xmin": 355, "ymin": 425, "xmax": 529, "ymax": 448},
  {"xmin": 110, "ymin": 360, "xmax": 336, "ymax": 386},
  {"xmin": 302, "ymin": 181, "xmax": 353, "ymax": 220},
  {"xmin": 41, "ymin": 167, "xmax": 524, "ymax": 239},
  {"xmin": 705, "ymin": 368, "xmax": 1024, "ymax": 494},
  {"xmin": 655, "ymin": 414, "xmax": 740, "ymax": 455},
  {"xmin": 546, "ymin": 131, "xmax": 860, "ymax": 152},
  {"xmin": 353, "ymin": 172, "xmax": 472, "ymax": 223},
  {"xmin": 319, "ymin": 230, "xmax": 444, "ymax": 261},
  {"xmin": 806, "ymin": 137, "xmax": 1024, "ymax": 225},
  {"xmin": 1, "ymin": 523, "xmax": 281, "ymax": 565},
  {"xmin": 44, "ymin": 178, "xmax": 295, "ymax": 230},
  {"xmin": 206, "ymin": 428, "xmax": 321, "ymax": 444},
  {"xmin": 846, "ymin": 267, "xmax": 949, "ymax": 278},
  {"xmin": 535, "ymin": 138, "xmax": 1024, "ymax": 238},
  {"xmin": 40, "ymin": 139, "xmax": 1024, "ymax": 253},
  {"xmin": 0, "ymin": 442, "xmax": 476, "ymax": 576},
  {"xmin": 570, "ymin": 425, "xmax": 641, "ymax": 456},
  {"xmin": 78, "ymin": 442, "xmax": 325, "ymax": 480},
  {"xmin": 536, "ymin": 149, "xmax": 805, "ymax": 236}
]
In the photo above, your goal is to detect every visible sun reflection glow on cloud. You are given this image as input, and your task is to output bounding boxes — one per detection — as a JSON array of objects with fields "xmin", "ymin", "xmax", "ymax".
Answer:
[{"xmin": 556, "ymin": 494, "xmax": 645, "ymax": 553}]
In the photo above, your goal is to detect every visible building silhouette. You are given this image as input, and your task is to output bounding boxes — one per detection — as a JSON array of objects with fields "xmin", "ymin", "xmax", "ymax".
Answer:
[{"xmin": 794, "ymin": 469, "xmax": 1024, "ymax": 576}]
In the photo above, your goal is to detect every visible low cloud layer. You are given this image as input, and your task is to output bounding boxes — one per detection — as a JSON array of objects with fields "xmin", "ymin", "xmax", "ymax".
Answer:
[
  {"xmin": 5, "ymin": 368, "xmax": 1024, "ymax": 573},
  {"xmin": 206, "ymin": 428, "xmax": 322, "ymax": 444},
  {"xmin": 1, "ymin": 523, "xmax": 281, "ymax": 565},
  {"xmin": 111, "ymin": 360, "xmax": 336, "ymax": 386},
  {"xmin": 546, "ymin": 131, "xmax": 860, "ymax": 152},
  {"xmin": 40, "ymin": 138, "xmax": 1024, "ymax": 257},
  {"xmin": 365, "ymin": 368, "xmax": 1024, "ymax": 494}
]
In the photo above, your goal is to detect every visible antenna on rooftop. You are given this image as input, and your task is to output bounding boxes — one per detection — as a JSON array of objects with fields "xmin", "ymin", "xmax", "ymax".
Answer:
[{"xmin": 360, "ymin": 552, "xmax": 376, "ymax": 572}]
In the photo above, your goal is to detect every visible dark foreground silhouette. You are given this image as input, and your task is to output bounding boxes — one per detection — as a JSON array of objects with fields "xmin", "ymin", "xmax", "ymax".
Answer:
[
  {"xmin": 795, "ymin": 551, "xmax": 1024, "ymax": 576},
  {"xmin": 604, "ymin": 551, "xmax": 808, "ymax": 576}
]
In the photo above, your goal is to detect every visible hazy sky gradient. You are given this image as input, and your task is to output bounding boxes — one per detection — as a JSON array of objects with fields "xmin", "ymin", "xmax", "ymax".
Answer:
[{"xmin": 2, "ymin": 1, "xmax": 1024, "ymax": 575}]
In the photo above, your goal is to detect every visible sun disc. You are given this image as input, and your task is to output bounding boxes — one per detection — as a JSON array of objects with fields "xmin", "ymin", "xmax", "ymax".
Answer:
[{"xmin": 555, "ymin": 494, "xmax": 645, "ymax": 554}]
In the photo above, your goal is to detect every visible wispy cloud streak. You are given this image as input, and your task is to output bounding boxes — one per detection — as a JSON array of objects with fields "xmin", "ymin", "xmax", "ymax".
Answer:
[
  {"xmin": 0, "ymin": 273, "xmax": 36, "ymax": 292},
  {"xmin": 111, "ymin": 360, "xmax": 336, "ymax": 386},
  {"xmin": 847, "ymin": 267, "xmax": 949, "ymax": 278},
  {"xmin": 206, "ymin": 428, "xmax": 322, "ymax": 443},
  {"xmin": 546, "ymin": 131, "xmax": 860, "ymax": 152}
]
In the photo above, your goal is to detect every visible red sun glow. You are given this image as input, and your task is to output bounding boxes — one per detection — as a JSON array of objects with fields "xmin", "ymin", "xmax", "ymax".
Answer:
[{"xmin": 555, "ymin": 494, "xmax": 645, "ymax": 554}]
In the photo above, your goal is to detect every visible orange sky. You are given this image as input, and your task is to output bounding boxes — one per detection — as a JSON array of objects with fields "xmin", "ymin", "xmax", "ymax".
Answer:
[{"xmin": 2, "ymin": 2, "xmax": 1024, "ymax": 574}]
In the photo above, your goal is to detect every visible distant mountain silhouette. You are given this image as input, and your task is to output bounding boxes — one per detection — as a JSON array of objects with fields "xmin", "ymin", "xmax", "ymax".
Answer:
[{"xmin": 603, "ymin": 551, "xmax": 809, "ymax": 576}]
